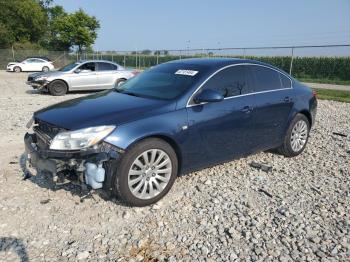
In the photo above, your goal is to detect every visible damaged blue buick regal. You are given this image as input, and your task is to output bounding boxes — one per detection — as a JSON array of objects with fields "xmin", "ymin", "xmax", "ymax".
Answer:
[{"xmin": 24, "ymin": 58, "xmax": 317, "ymax": 206}]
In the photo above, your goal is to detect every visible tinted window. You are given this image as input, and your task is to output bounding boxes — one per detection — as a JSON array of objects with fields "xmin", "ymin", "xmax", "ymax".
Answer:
[
  {"xmin": 79, "ymin": 62, "xmax": 95, "ymax": 71},
  {"xmin": 97, "ymin": 62, "xmax": 118, "ymax": 71},
  {"xmin": 33, "ymin": 59, "xmax": 44, "ymax": 63},
  {"xmin": 115, "ymin": 63, "xmax": 208, "ymax": 100},
  {"xmin": 59, "ymin": 62, "xmax": 80, "ymax": 72},
  {"xmin": 279, "ymin": 73, "xmax": 291, "ymax": 89},
  {"xmin": 200, "ymin": 65, "xmax": 252, "ymax": 98},
  {"xmin": 250, "ymin": 65, "xmax": 282, "ymax": 92}
]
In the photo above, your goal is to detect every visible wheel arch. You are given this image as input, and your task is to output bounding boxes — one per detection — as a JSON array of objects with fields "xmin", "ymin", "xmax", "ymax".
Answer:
[
  {"xmin": 298, "ymin": 109, "xmax": 312, "ymax": 126},
  {"xmin": 49, "ymin": 79, "xmax": 70, "ymax": 91}
]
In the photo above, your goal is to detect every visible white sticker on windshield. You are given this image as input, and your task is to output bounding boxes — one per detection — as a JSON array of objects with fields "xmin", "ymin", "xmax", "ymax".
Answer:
[{"xmin": 175, "ymin": 69, "xmax": 199, "ymax": 76}]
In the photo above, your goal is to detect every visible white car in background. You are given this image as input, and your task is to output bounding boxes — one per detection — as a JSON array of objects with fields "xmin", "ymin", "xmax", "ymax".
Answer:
[
  {"xmin": 26, "ymin": 60, "xmax": 139, "ymax": 95},
  {"xmin": 6, "ymin": 57, "xmax": 55, "ymax": 72}
]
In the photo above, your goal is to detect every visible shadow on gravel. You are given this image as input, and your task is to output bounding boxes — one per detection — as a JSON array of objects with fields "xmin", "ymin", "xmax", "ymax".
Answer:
[
  {"xmin": 0, "ymin": 237, "xmax": 29, "ymax": 262},
  {"xmin": 19, "ymin": 153, "xmax": 127, "ymax": 206},
  {"xmin": 25, "ymin": 89, "xmax": 101, "ymax": 96}
]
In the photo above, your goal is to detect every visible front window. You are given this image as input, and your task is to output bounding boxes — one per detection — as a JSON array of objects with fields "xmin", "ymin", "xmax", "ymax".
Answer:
[
  {"xmin": 59, "ymin": 62, "xmax": 80, "ymax": 72},
  {"xmin": 115, "ymin": 63, "xmax": 208, "ymax": 100}
]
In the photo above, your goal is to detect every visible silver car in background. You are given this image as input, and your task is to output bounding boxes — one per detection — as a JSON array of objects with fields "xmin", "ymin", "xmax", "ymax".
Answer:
[{"xmin": 26, "ymin": 60, "xmax": 139, "ymax": 96}]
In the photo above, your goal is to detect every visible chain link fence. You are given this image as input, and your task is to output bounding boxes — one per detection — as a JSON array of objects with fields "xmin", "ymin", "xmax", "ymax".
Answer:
[{"xmin": 1, "ymin": 44, "xmax": 350, "ymax": 84}]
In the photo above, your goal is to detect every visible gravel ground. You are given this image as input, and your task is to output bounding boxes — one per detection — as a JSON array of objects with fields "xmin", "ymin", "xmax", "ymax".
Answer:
[{"xmin": 0, "ymin": 71, "xmax": 349, "ymax": 261}]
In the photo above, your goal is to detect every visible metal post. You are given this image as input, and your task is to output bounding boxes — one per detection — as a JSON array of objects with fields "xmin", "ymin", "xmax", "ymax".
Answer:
[
  {"xmin": 289, "ymin": 47, "xmax": 294, "ymax": 76},
  {"xmin": 156, "ymin": 53, "xmax": 159, "ymax": 65},
  {"xmin": 11, "ymin": 45, "xmax": 15, "ymax": 61},
  {"xmin": 123, "ymin": 55, "xmax": 126, "ymax": 67},
  {"xmin": 111, "ymin": 54, "xmax": 114, "ymax": 62}
]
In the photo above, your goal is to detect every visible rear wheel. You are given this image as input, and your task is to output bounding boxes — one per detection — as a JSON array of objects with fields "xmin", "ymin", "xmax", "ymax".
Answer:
[
  {"xmin": 277, "ymin": 114, "xmax": 310, "ymax": 157},
  {"xmin": 14, "ymin": 66, "xmax": 21, "ymax": 73},
  {"xmin": 48, "ymin": 80, "xmax": 68, "ymax": 96},
  {"xmin": 112, "ymin": 138, "xmax": 178, "ymax": 206},
  {"xmin": 42, "ymin": 66, "xmax": 49, "ymax": 72},
  {"xmin": 115, "ymin": 78, "xmax": 127, "ymax": 88}
]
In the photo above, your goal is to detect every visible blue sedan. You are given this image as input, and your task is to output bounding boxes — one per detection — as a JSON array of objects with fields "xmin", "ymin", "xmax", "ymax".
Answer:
[{"xmin": 24, "ymin": 58, "xmax": 317, "ymax": 206}]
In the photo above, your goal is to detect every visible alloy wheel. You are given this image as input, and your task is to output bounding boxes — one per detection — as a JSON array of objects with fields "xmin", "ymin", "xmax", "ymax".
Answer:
[
  {"xmin": 128, "ymin": 149, "xmax": 172, "ymax": 200},
  {"xmin": 290, "ymin": 120, "xmax": 308, "ymax": 152}
]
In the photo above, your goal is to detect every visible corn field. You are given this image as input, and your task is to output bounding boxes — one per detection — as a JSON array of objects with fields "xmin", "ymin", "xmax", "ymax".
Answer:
[{"xmin": 1, "ymin": 47, "xmax": 350, "ymax": 84}]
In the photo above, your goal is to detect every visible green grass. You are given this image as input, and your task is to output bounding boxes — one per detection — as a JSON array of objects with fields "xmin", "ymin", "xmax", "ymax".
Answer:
[
  {"xmin": 298, "ymin": 78, "xmax": 350, "ymax": 86},
  {"xmin": 313, "ymin": 88, "xmax": 350, "ymax": 103}
]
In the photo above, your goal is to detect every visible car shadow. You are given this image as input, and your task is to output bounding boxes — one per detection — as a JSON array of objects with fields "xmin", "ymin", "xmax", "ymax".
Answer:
[
  {"xmin": 0, "ymin": 237, "xmax": 29, "ymax": 262},
  {"xmin": 25, "ymin": 89, "xmax": 104, "ymax": 96},
  {"xmin": 19, "ymin": 153, "xmax": 127, "ymax": 206}
]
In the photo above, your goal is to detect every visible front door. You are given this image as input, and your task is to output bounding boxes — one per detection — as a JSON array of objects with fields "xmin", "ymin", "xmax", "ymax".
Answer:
[
  {"xmin": 183, "ymin": 65, "xmax": 256, "ymax": 170},
  {"xmin": 68, "ymin": 62, "xmax": 99, "ymax": 90}
]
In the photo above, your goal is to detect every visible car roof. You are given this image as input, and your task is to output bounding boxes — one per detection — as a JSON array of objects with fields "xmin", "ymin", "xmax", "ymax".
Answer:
[
  {"xmin": 26, "ymin": 56, "xmax": 51, "ymax": 61},
  {"xmin": 166, "ymin": 57, "xmax": 276, "ymax": 71},
  {"xmin": 76, "ymin": 60, "xmax": 120, "ymax": 64}
]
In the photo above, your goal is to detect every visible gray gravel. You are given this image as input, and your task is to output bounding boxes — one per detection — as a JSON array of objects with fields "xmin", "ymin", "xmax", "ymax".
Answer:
[{"xmin": 0, "ymin": 71, "xmax": 349, "ymax": 261}]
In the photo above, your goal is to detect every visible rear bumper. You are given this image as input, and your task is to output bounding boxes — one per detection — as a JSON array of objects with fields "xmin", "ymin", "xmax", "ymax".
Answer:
[{"xmin": 310, "ymin": 97, "xmax": 317, "ymax": 126}]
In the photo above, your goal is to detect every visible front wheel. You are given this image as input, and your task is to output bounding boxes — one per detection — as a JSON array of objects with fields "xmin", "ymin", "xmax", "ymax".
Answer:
[
  {"xmin": 277, "ymin": 114, "xmax": 310, "ymax": 157},
  {"xmin": 48, "ymin": 80, "xmax": 68, "ymax": 96},
  {"xmin": 112, "ymin": 138, "xmax": 178, "ymax": 206},
  {"xmin": 14, "ymin": 66, "xmax": 21, "ymax": 73}
]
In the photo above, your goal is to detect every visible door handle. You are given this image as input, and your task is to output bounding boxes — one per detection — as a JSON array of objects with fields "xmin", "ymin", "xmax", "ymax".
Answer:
[
  {"xmin": 283, "ymin": 96, "xmax": 292, "ymax": 103},
  {"xmin": 241, "ymin": 105, "xmax": 253, "ymax": 113}
]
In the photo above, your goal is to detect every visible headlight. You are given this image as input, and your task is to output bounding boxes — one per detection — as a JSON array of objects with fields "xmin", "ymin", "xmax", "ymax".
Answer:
[
  {"xmin": 50, "ymin": 125, "xmax": 116, "ymax": 150},
  {"xmin": 35, "ymin": 76, "xmax": 48, "ymax": 81}
]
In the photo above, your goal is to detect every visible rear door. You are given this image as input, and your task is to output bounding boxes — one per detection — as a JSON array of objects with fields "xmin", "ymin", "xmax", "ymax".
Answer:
[
  {"xmin": 33, "ymin": 59, "xmax": 46, "ymax": 71},
  {"xmin": 68, "ymin": 62, "xmax": 99, "ymax": 90},
  {"xmin": 248, "ymin": 65, "xmax": 294, "ymax": 150},
  {"xmin": 185, "ymin": 65, "xmax": 256, "ymax": 169},
  {"xmin": 95, "ymin": 62, "xmax": 119, "ymax": 89}
]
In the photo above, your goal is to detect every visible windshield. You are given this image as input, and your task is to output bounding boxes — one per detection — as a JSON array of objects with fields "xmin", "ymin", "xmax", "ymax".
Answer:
[
  {"xmin": 59, "ymin": 62, "xmax": 80, "ymax": 72},
  {"xmin": 115, "ymin": 63, "xmax": 207, "ymax": 100}
]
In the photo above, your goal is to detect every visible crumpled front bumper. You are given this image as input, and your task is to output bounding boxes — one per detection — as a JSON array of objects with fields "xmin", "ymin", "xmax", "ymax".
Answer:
[
  {"xmin": 26, "ymin": 80, "xmax": 50, "ymax": 89},
  {"xmin": 24, "ymin": 133, "xmax": 122, "ymax": 189}
]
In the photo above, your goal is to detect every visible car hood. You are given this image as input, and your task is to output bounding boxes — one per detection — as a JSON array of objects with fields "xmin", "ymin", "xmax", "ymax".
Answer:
[
  {"xmin": 7, "ymin": 62, "xmax": 20, "ymax": 66},
  {"xmin": 34, "ymin": 90, "xmax": 176, "ymax": 130},
  {"xmin": 29, "ymin": 71, "xmax": 65, "ymax": 79}
]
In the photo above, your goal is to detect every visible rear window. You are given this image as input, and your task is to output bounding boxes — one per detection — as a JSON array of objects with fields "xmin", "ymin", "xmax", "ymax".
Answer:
[
  {"xmin": 250, "ymin": 65, "xmax": 282, "ymax": 92},
  {"xmin": 115, "ymin": 63, "xmax": 209, "ymax": 100},
  {"xmin": 279, "ymin": 73, "xmax": 291, "ymax": 89},
  {"xmin": 98, "ymin": 62, "xmax": 118, "ymax": 71}
]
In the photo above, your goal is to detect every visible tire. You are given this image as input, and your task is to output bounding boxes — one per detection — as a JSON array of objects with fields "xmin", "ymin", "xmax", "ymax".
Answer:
[
  {"xmin": 14, "ymin": 66, "xmax": 21, "ymax": 73},
  {"xmin": 115, "ymin": 78, "xmax": 126, "ymax": 88},
  {"xmin": 111, "ymin": 138, "xmax": 178, "ymax": 207},
  {"xmin": 42, "ymin": 66, "xmax": 49, "ymax": 72},
  {"xmin": 277, "ymin": 113, "xmax": 310, "ymax": 157},
  {"xmin": 48, "ymin": 80, "xmax": 68, "ymax": 96}
]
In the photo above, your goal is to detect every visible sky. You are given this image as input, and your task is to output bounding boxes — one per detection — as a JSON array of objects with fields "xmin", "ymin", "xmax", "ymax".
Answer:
[{"xmin": 54, "ymin": 0, "xmax": 350, "ymax": 55}]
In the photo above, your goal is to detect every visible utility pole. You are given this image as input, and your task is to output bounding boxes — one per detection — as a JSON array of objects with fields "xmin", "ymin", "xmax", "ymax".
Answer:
[{"xmin": 289, "ymin": 47, "xmax": 294, "ymax": 76}]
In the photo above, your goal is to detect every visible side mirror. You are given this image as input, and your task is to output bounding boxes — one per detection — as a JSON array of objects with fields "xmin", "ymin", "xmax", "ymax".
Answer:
[
  {"xmin": 74, "ymin": 69, "xmax": 82, "ymax": 73},
  {"xmin": 194, "ymin": 89, "xmax": 224, "ymax": 104}
]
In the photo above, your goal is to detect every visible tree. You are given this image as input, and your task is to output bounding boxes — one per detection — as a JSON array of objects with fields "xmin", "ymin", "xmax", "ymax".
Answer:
[
  {"xmin": 0, "ymin": 1, "xmax": 100, "ymax": 51},
  {"xmin": 0, "ymin": 0, "xmax": 47, "ymax": 48},
  {"xmin": 50, "ymin": 9, "xmax": 100, "ymax": 52},
  {"xmin": 141, "ymin": 49, "xmax": 152, "ymax": 55}
]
